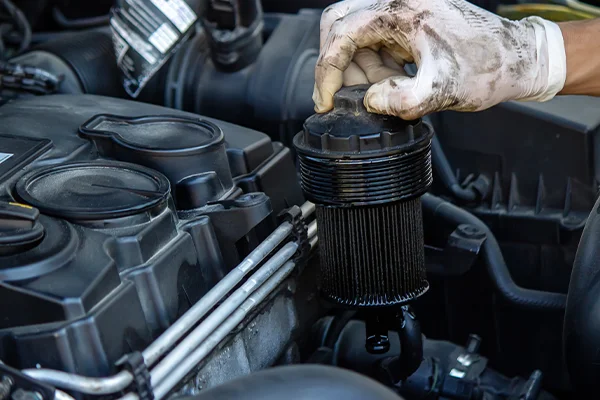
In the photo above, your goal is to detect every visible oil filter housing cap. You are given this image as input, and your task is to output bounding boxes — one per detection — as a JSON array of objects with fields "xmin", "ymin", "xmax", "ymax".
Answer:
[{"xmin": 294, "ymin": 85, "xmax": 433, "ymax": 307}]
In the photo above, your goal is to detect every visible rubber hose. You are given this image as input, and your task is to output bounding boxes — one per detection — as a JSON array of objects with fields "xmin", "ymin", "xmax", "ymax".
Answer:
[
  {"xmin": 1, "ymin": 0, "xmax": 31, "ymax": 53},
  {"xmin": 564, "ymin": 193, "xmax": 600, "ymax": 393},
  {"xmin": 185, "ymin": 365, "xmax": 402, "ymax": 400},
  {"xmin": 51, "ymin": 8, "xmax": 109, "ymax": 29},
  {"xmin": 33, "ymin": 29, "xmax": 124, "ymax": 97},
  {"xmin": 395, "ymin": 306, "xmax": 423, "ymax": 380},
  {"xmin": 421, "ymin": 193, "xmax": 567, "ymax": 311},
  {"xmin": 324, "ymin": 310, "xmax": 357, "ymax": 348},
  {"xmin": 431, "ymin": 134, "xmax": 478, "ymax": 202}
]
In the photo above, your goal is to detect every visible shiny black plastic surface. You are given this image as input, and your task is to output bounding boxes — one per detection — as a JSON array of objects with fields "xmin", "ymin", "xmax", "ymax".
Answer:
[{"xmin": 0, "ymin": 94, "xmax": 303, "ymax": 376}]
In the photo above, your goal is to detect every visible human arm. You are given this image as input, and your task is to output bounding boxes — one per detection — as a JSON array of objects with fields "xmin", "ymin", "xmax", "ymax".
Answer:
[
  {"xmin": 313, "ymin": 0, "xmax": 570, "ymax": 119},
  {"xmin": 558, "ymin": 19, "xmax": 600, "ymax": 96}
]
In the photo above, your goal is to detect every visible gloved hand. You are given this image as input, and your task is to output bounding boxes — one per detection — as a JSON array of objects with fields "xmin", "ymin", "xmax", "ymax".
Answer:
[{"xmin": 313, "ymin": 0, "xmax": 567, "ymax": 119}]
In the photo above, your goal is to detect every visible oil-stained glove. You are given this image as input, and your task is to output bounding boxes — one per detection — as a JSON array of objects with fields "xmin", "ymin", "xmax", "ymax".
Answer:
[{"xmin": 313, "ymin": 0, "xmax": 567, "ymax": 119}]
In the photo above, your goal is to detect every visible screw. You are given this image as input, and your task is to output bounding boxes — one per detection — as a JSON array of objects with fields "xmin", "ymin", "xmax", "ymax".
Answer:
[
  {"xmin": 233, "ymin": 193, "xmax": 265, "ymax": 207},
  {"xmin": 365, "ymin": 313, "xmax": 391, "ymax": 355},
  {"xmin": 457, "ymin": 224, "xmax": 486, "ymax": 240}
]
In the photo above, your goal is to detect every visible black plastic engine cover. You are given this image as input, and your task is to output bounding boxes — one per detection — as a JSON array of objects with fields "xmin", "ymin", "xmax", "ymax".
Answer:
[
  {"xmin": 422, "ymin": 95, "xmax": 600, "ymax": 392},
  {"xmin": 0, "ymin": 94, "xmax": 304, "ymax": 377}
]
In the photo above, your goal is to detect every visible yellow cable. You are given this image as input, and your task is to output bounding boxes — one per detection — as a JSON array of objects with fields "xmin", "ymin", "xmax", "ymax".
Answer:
[{"xmin": 497, "ymin": 3, "xmax": 596, "ymax": 21}]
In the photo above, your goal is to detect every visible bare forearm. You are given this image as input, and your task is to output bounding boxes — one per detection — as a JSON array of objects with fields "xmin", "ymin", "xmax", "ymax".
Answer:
[{"xmin": 559, "ymin": 19, "xmax": 600, "ymax": 96}]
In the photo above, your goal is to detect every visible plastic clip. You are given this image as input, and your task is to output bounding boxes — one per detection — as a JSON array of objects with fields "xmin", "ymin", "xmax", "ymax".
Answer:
[
  {"xmin": 116, "ymin": 352, "xmax": 153, "ymax": 400},
  {"xmin": 279, "ymin": 205, "xmax": 309, "ymax": 262}
]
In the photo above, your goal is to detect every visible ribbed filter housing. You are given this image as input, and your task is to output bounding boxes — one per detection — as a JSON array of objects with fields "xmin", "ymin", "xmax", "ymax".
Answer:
[
  {"xmin": 317, "ymin": 200, "xmax": 427, "ymax": 307},
  {"xmin": 294, "ymin": 85, "xmax": 433, "ymax": 308}
]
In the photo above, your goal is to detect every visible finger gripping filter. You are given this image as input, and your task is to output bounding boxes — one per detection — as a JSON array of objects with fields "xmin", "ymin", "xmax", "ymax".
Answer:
[{"xmin": 294, "ymin": 85, "xmax": 433, "ymax": 307}]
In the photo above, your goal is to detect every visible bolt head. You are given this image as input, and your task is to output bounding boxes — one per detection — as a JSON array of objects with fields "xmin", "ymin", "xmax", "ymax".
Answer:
[
  {"xmin": 366, "ymin": 334, "xmax": 391, "ymax": 354},
  {"xmin": 457, "ymin": 224, "xmax": 486, "ymax": 240}
]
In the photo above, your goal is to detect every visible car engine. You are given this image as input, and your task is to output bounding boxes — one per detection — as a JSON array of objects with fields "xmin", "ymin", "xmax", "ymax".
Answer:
[{"xmin": 0, "ymin": 1, "xmax": 599, "ymax": 399}]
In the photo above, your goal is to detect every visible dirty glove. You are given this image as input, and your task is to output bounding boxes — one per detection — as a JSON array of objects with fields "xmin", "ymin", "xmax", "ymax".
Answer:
[{"xmin": 313, "ymin": 0, "xmax": 567, "ymax": 119}]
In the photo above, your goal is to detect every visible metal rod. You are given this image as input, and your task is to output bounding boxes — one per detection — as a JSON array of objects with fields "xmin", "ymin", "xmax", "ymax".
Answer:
[
  {"xmin": 143, "ymin": 220, "xmax": 295, "ymax": 366},
  {"xmin": 307, "ymin": 220, "xmax": 317, "ymax": 239},
  {"xmin": 20, "ymin": 220, "xmax": 294, "ymax": 394},
  {"xmin": 119, "ymin": 393, "xmax": 139, "ymax": 400},
  {"xmin": 153, "ymin": 260, "xmax": 297, "ymax": 400},
  {"xmin": 150, "ymin": 242, "xmax": 299, "ymax": 386},
  {"xmin": 54, "ymin": 389, "xmax": 76, "ymax": 400},
  {"xmin": 22, "ymin": 201, "xmax": 315, "ymax": 397},
  {"xmin": 310, "ymin": 235, "xmax": 318, "ymax": 249},
  {"xmin": 301, "ymin": 201, "xmax": 315, "ymax": 218},
  {"xmin": 23, "ymin": 370, "xmax": 133, "ymax": 395}
]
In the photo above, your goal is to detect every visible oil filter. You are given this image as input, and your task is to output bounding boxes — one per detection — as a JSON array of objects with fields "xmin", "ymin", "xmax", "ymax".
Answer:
[{"xmin": 294, "ymin": 85, "xmax": 433, "ymax": 308}]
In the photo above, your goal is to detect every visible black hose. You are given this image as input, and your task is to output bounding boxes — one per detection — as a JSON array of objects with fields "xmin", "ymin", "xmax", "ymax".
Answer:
[
  {"xmin": 393, "ymin": 306, "xmax": 423, "ymax": 380},
  {"xmin": 324, "ymin": 310, "xmax": 356, "ymax": 348},
  {"xmin": 305, "ymin": 310, "xmax": 357, "ymax": 364},
  {"xmin": 1, "ymin": 0, "xmax": 31, "ymax": 53},
  {"xmin": 431, "ymin": 134, "xmax": 478, "ymax": 202},
  {"xmin": 51, "ymin": 8, "xmax": 110, "ymax": 30},
  {"xmin": 185, "ymin": 365, "xmax": 402, "ymax": 400},
  {"xmin": 563, "ymin": 194, "xmax": 600, "ymax": 393},
  {"xmin": 0, "ymin": 25, "xmax": 5, "ymax": 58},
  {"xmin": 421, "ymin": 193, "xmax": 567, "ymax": 311}
]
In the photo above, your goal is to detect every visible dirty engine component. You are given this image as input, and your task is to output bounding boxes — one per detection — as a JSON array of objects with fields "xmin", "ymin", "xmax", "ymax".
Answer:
[
  {"xmin": 294, "ymin": 85, "xmax": 432, "ymax": 380},
  {"xmin": 3, "ymin": 1, "xmax": 600, "ymax": 400},
  {"xmin": 0, "ymin": 94, "xmax": 312, "ymax": 398}
]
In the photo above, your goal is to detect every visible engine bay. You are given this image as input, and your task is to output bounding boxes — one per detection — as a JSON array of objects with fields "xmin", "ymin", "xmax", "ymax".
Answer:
[{"xmin": 1, "ymin": 1, "xmax": 600, "ymax": 399}]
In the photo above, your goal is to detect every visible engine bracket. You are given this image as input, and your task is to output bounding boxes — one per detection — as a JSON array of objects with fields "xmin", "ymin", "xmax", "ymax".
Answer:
[{"xmin": 443, "ymin": 224, "xmax": 487, "ymax": 276}]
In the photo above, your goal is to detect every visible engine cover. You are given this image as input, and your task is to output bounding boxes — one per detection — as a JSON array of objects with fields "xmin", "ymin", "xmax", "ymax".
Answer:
[{"xmin": 0, "ymin": 94, "xmax": 304, "ymax": 377}]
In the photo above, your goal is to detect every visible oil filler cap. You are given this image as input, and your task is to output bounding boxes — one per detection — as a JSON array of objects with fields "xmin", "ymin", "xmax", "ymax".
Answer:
[
  {"xmin": 79, "ymin": 114, "xmax": 224, "ymax": 152},
  {"xmin": 15, "ymin": 161, "xmax": 171, "ymax": 221},
  {"xmin": 79, "ymin": 115, "xmax": 234, "ymax": 210},
  {"xmin": 0, "ymin": 201, "xmax": 45, "ymax": 256}
]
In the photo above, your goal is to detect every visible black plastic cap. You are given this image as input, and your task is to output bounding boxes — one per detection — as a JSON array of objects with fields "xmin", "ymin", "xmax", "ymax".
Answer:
[
  {"xmin": 295, "ymin": 85, "xmax": 431, "ymax": 158},
  {"xmin": 80, "ymin": 115, "xmax": 224, "ymax": 155},
  {"xmin": 80, "ymin": 114, "xmax": 235, "ymax": 210},
  {"xmin": 15, "ymin": 161, "xmax": 171, "ymax": 221},
  {"xmin": 0, "ymin": 202, "xmax": 45, "ymax": 256},
  {"xmin": 294, "ymin": 85, "xmax": 434, "ymax": 206}
]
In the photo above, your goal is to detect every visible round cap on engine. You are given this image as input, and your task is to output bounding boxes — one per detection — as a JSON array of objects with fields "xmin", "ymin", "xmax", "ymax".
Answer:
[
  {"xmin": 15, "ymin": 161, "xmax": 171, "ymax": 221},
  {"xmin": 0, "ymin": 202, "xmax": 45, "ymax": 256},
  {"xmin": 79, "ymin": 114, "xmax": 235, "ymax": 210},
  {"xmin": 295, "ymin": 85, "xmax": 431, "ymax": 157},
  {"xmin": 79, "ymin": 114, "xmax": 224, "ymax": 154}
]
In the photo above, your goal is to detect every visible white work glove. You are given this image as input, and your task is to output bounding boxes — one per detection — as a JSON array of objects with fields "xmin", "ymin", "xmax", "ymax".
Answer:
[{"xmin": 313, "ymin": 0, "xmax": 567, "ymax": 119}]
